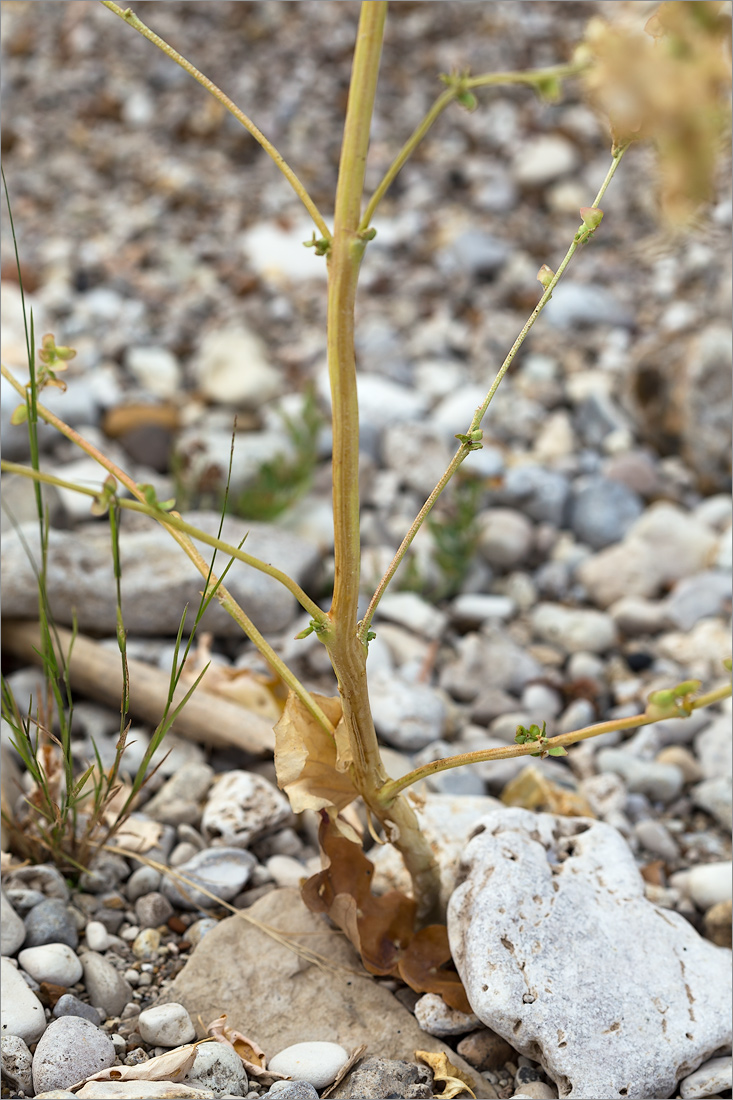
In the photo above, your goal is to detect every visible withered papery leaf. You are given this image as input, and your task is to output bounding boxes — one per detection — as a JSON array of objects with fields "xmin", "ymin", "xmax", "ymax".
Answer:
[
  {"xmin": 274, "ymin": 692, "xmax": 358, "ymax": 813},
  {"xmin": 69, "ymin": 1043, "xmax": 199, "ymax": 1088},
  {"xmin": 415, "ymin": 1051, "xmax": 476, "ymax": 1099},
  {"xmin": 398, "ymin": 925, "xmax": 473, "ymax": 1015},
  {"xmin": 206, "ymin": 1015, "xmax": 289, "ymax": 1080}
]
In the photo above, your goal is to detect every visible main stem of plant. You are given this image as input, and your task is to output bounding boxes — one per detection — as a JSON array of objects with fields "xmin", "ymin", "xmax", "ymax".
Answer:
[{"xmin": 323, "ymin": 1, "xmax": 442, "ymax": 923}]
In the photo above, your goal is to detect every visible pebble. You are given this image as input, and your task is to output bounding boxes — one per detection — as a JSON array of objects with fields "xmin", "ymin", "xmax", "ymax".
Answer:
[
  {"xmin": 184, "ymin": 1041, "xmax": 249, "ymax": 1097},
  {"xmin": 691, "ymin": 777, "xmax": 732, "ymax": 830},
  {"xmin": 451, "ymin": 592, "xmax": 518, "ymax": 627},
  {"xmin": 633, "ymin": 819, "xmax": 680, "ymax": 862},
  {"xmin": 543, "ymin": 283, "xmax": 633, "ymax": 329},
  {"xmin": 267, "ymin": 1042, "xmax": 349, "ymax": 1089},
  {"xmin": 124, "ymin": 345, "xmax": 181, "ymax": 399},
  {"xmin": 664, "ymin": 571, "xmax": 732, "ymax": 631},
  {"xmin": 569, "ymin": 476, "xmax": 644, "ymax": 550},
  {"xmin": 608, "ymin": 595, "xmax": 671, "ymax": 635},
  {"xmin": 530, "ymin": 603, "xmax": 617, "ymax": 654},
  {"xmin": 201, "ymin": 771, "xmax": 291, "ymax": 848},
  {"xmin": 457, "ymin": 1027, "xmax": 515, "ymax": 1071},
  {"xmin": 439, "ymin": 228, "xmax": 509, "ymax": 278},
  {"xmin": 143, "ymin": 761, "xmax": 215, "ymax": 826},
  {"xmin": 1, "ymin": 889, "xmax": 25, "ymax": 955},
  {"xmin": 512, "ymin": 134, "xmax": 579, "ymax": 186},
  {"xmin": 85, "ymin": 920, "xmax": 112, "ymax": 952},
  {"xmin": 137, "ymin": 1002, "xmax": 196, "ymax": 1047},
  {"xmin": 265, "ymin": 855, "xmax": 307, "ymax": 889},
  {"xmin": 704, "ymin": 901, "xmax": 733, "ymax": 948},
  {"xmin": 125, "ymin": 866, "xmax": 163, "ymax": 902},
  {"xmin": 414, "ymin": 992, "xmax": 480, "ymax": 1036},
  {"xmin": 670, "ymin": 862, "xmax": 732, "ymax": 910},
  {"xmin": 497, "ymin": 466, "xmax": 570, "ymax": 526},
  {"xmin": 32, "ymin": 1016, "xmax": 116, "ymax": 1095},
  {"xmin": 679, "ymin": 1056, "xmax": 732, "ymax": 1099},
  {"xmin": 135, "ymin": 891, "xmax": 174, "ymax": 928},
  {"xmin": 1, "ymin": 956, "xmax": 46, "ymax": 1043},
  {"xmin": 18, "ymin": 942, "xmax": 83, "ymax": 986},
  {"xmin": 193, "ymin": 324, "xmax": 283, "ymax": 409},
  {"xmin": 376, "ymin": 590, "xmax": 448, "ymax": 640},
  {"xmin": 53, "ymin": 994, "xmax": 104, "ymax": 1025},
  {"xmin": 1, "ymin": 1033, "xmax": 34, "ymax": 1095},
  {"xmin": 81, "ymin": 951, "xmax": 134, "ymax": 1017},
  {"xmin": 265, "ymin": 1084, "xmax": 319, "ymax": 1100},
  {"xmin": 369, "ymin": 669, "xmax": 447, "ymax": 751},
  {"xmin": 79, "ymin": 854, "xmax": 130, "ymax": 895},
  {"xmin": 695, "ymin": 716, "xmax": 733, "ymax": 781},
  {"xmin": 596, "ymin": 749, "xmax": 684, "ymax": 804},
  {"xmin": 654, "ymin": 746, "xmax": 703, "ymax": 784},
  {"xmin": 23, "ymin": 897, "xmax": 79, "ymax": 949},
  {"xmin": 477, "ymin": 509, "xmax": 534, "ymax": 569},
  {"xmin": 132, "ymin": 928, "xmax": 162, "ymax": 959},
  {"xmin": 186, "ymin": 918, "xmax": 219, "ymax": 948},
  {"xmin": 161, "ymin": 846, "xmax": 257, "ymax": 910},
  {"xmin": 511, "ymin": 1084, "xmax": 557, "ymax": 1100}
]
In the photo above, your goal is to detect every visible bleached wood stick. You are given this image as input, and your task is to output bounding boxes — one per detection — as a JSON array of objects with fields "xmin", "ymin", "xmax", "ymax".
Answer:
[{"xmin": 2, "ymin": 619, "xmax": 274, "ymax": 756}]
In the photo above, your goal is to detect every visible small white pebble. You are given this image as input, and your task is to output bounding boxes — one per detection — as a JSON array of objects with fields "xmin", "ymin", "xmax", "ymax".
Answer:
[
  {"xmin": 85, "ymin": 921, "xmax": 111, "ymax": 952},
  {"xmin": 268, "ymin": 1041, "xmax": 349, "ymax": 1088}
]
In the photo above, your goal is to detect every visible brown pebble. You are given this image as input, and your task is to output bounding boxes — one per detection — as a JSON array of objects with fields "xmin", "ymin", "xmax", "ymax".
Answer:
[
  {"xmin": 457, "ymin": 1027, "xmax": 515, "ymax": 1071},
  {"xmin": 704, "ymin": 899, "xmax": 732, "ymax": 948},
  {"xmin": 167, "ymin": 915, "xmax": 187, "ymax": 934},
  {"xmin": 655, "ymin": 745, "xmax": 703, "ymax": 784}
]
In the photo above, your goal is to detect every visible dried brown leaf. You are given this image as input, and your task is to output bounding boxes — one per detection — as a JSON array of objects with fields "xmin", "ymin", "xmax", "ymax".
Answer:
[
  {"xmin": 181, "ymin": 634, "xmax": 282, "ymax": 720},
  {"xmin": 398, "ymin": 925, "xmax": 473, "ymax": 1015},
  {"xmin": 415, "ymin": 1051, "xmax": 476, "ymax": 1099},
  {"xmin": 321, "ymin": 1045, "xmax": 368, "ymax": 1099},
  {"xmin": 274, "ymin": 693, "xmax": 358, "ymax": 813},
  {"xmin": 500, "ymin": 766, "xmax": 595, "ymax": 818}
]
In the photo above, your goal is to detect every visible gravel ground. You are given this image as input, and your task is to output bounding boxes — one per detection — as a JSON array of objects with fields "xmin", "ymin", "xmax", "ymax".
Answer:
[{"xmin": 1, "ymin": 3, "xmax": 731, "ymax": 1100}]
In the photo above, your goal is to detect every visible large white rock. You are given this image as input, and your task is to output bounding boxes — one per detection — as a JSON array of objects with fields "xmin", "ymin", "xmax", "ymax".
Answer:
[
  {"xmin": 1, "ymin": 957, "xmax": 46, "ymax": 1044},
  {"xmin": 448, "ymin": 808, "xmax": 732, "ymax": 1100}
]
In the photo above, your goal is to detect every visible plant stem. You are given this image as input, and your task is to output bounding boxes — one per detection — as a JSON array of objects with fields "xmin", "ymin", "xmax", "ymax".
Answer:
[
  {"xmin": 1, "ymin": 371, "xmax": 332, "ymax": 735},
  {"xmin": 358, "ymin": 142, "xmax": 629, "ymax": 640},
  {"xmin": 377, "ymin": 682, "xmax": 731, "ymax": 805},
  {"xmin": 322, "ymin": 0, "xmax": 441, "ymax": 921},
  {"xmin": 359, "ymin": 59, "xmax": 587, "ymax": 231},
  {"xmin": 99, "ymin": 1, "xmax": 330, "ymax": 240}
]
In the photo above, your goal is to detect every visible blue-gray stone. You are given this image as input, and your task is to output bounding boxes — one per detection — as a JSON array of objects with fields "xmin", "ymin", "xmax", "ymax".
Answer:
[
  {"xmin": 264, "ymin": 1084, "xmax": 319, "ymax": 1100},
  {"xmin": 569, "ymin": 476, "xmax": 644, "ymax": 549},
  {"xmin": 544, "ymin": 282, "xmax": 634, "ymax": 329},
  {"xmin": 499, "ymin": 465, "xmax": 570, "ymax": 526},
  {"xmin": 23, "ymin": 898, "xmax": 78, "ymax": 949},
  {"xmin": 53, "ymin": 994, "xmax": 105, "ymax": 1026}
]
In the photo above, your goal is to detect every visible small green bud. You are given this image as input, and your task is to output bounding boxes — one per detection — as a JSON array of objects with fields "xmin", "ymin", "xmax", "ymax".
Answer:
[
  {"xmin": 537, "ymin": 264, "xmax": 555, "ymax": 288},
  {"xmin": 535, "ymin": 76, "xmax": 561, "ymax": 103},
  {"xmin": 579, "ymin": 207, "xmax": 604, "ymax": 232},
  {"xmin": 456, "ymin": 90, "xmax": 478, "ymax": 111},
  {"xmin": 358, "ymin": 227, "xmax": 377, "ymax": 241},
  {"xmin": 10, "ymin": 404, "xmax": 28, "ymax": 425},
  {"xmin": 547, "ymin": 745, "xmax": 568, "ymax": 757}
]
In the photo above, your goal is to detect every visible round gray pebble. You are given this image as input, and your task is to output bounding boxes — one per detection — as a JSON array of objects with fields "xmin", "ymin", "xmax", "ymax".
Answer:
[
  {"xmin": 32, "ymin": 1016, "xmax": 115, "ymax": 1094},
  {"xmin": 53, "ymin": 993, "xmax": 105, "ymax": 1025},
  {"xmin": 135, "ymin": 891, "xmax": 174, "ymax": 928},
  {"xmin": 23, "ymin": 898, "xmax": 78, "ymax": 949}
]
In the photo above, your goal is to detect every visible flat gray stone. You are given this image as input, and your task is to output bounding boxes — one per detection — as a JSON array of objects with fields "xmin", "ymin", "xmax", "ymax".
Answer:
[
  {"xmin": 156, "ymin": 888, "xmax": 483, "ymax": 1095},
  {"xmin": 80, "ymin": 952, "xmax": 133, "ymax": 1017},
  {"xmin": 2, "ymin": 512, "xmax": 321, "ymax": 636},
  {"xmin": 160, "ymin": 846, "xmax": 256, "ymax": 909},
  {"xmin": 448, "ymin": 808, "xmax": 732, "ymax": 1100}
]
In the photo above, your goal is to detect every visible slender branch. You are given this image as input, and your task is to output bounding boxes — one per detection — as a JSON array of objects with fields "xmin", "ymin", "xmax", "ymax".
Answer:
[
  {"xmin": 359, "ymin": 59, "xmax": 588, "ymax": 231},
  {"xmin": 358, "ymin": 143, "xmax": 629, "ymax": 641},
  {"xmin": 99, "ymin": 1, "xmax": 331, "ymax": 240},
  {"xmin": 1, "ymin": 458, "xmax": 327, "ymax": 624},
  {"xmin": 376, "ymin": 683, "xmax": 732, "ymax": 805},
  {"xmin": 2, "ymin": 369, "xmax": 333, "ymax": 734}
]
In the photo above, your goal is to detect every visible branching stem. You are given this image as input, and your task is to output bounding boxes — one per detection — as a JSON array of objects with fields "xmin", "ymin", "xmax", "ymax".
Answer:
[
  {"xmin": 377, "ymin": 683, "xmax": 731, "ymax": 805},
  {"xmin": 358, "ymin": 142, "xmax": 629, "ymax": 641},
  {"xmin": 99, "ymin": 1, "xmax": 331, "ymax": 240}
]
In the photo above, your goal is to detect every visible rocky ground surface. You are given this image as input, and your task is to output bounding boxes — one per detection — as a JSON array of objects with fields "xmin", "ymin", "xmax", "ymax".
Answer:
[{"xmin": 1, "ymin": 2, "xmax": 731, "ymax": 1099}]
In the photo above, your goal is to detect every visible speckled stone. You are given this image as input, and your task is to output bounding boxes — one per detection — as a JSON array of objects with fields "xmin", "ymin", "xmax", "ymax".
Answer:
[{"xmin": 32, "ymin": 1016, "xmax": 115, "ymax": 1094}]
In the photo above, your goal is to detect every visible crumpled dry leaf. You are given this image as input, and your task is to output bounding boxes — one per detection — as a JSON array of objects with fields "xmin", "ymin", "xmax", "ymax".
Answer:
[
  {"xmin": 321, "ymin": 1044, "xmax": 367, "ymax": 1099},
  {"xmin": 205, "ymin": 1014, "xmax": 289, "ymax": 1081},
  {"xmin": 415, "ymin": 1051, "xmax": 476, "ymax": 1099},
  {"xmin": 274, "ymin": 692, "xmax": 358, "ymax": 814},
  {"xmin": 181, "ymin": 633, "xmax": 282, "ymax": 720},
  {"xmin": 301, "ymin": 815, "xmax": 472, "ymax": 1011},
  {"xmin": 500, "ymin": 766, "xmax": 595, "ymax": 818},
  {"xmin": 69, "ymin": 1043, "xmax": 200, "ymax": 1089},
  {"xmin": 398, "ymin": 925, "xmax": 472, "ymax": 1015}
]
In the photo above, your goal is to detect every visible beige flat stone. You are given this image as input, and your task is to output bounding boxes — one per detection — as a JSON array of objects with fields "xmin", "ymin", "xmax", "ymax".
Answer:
[{"xmin": 156, "ymin": 887, "xmax": 485, "ymax": 1094}]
